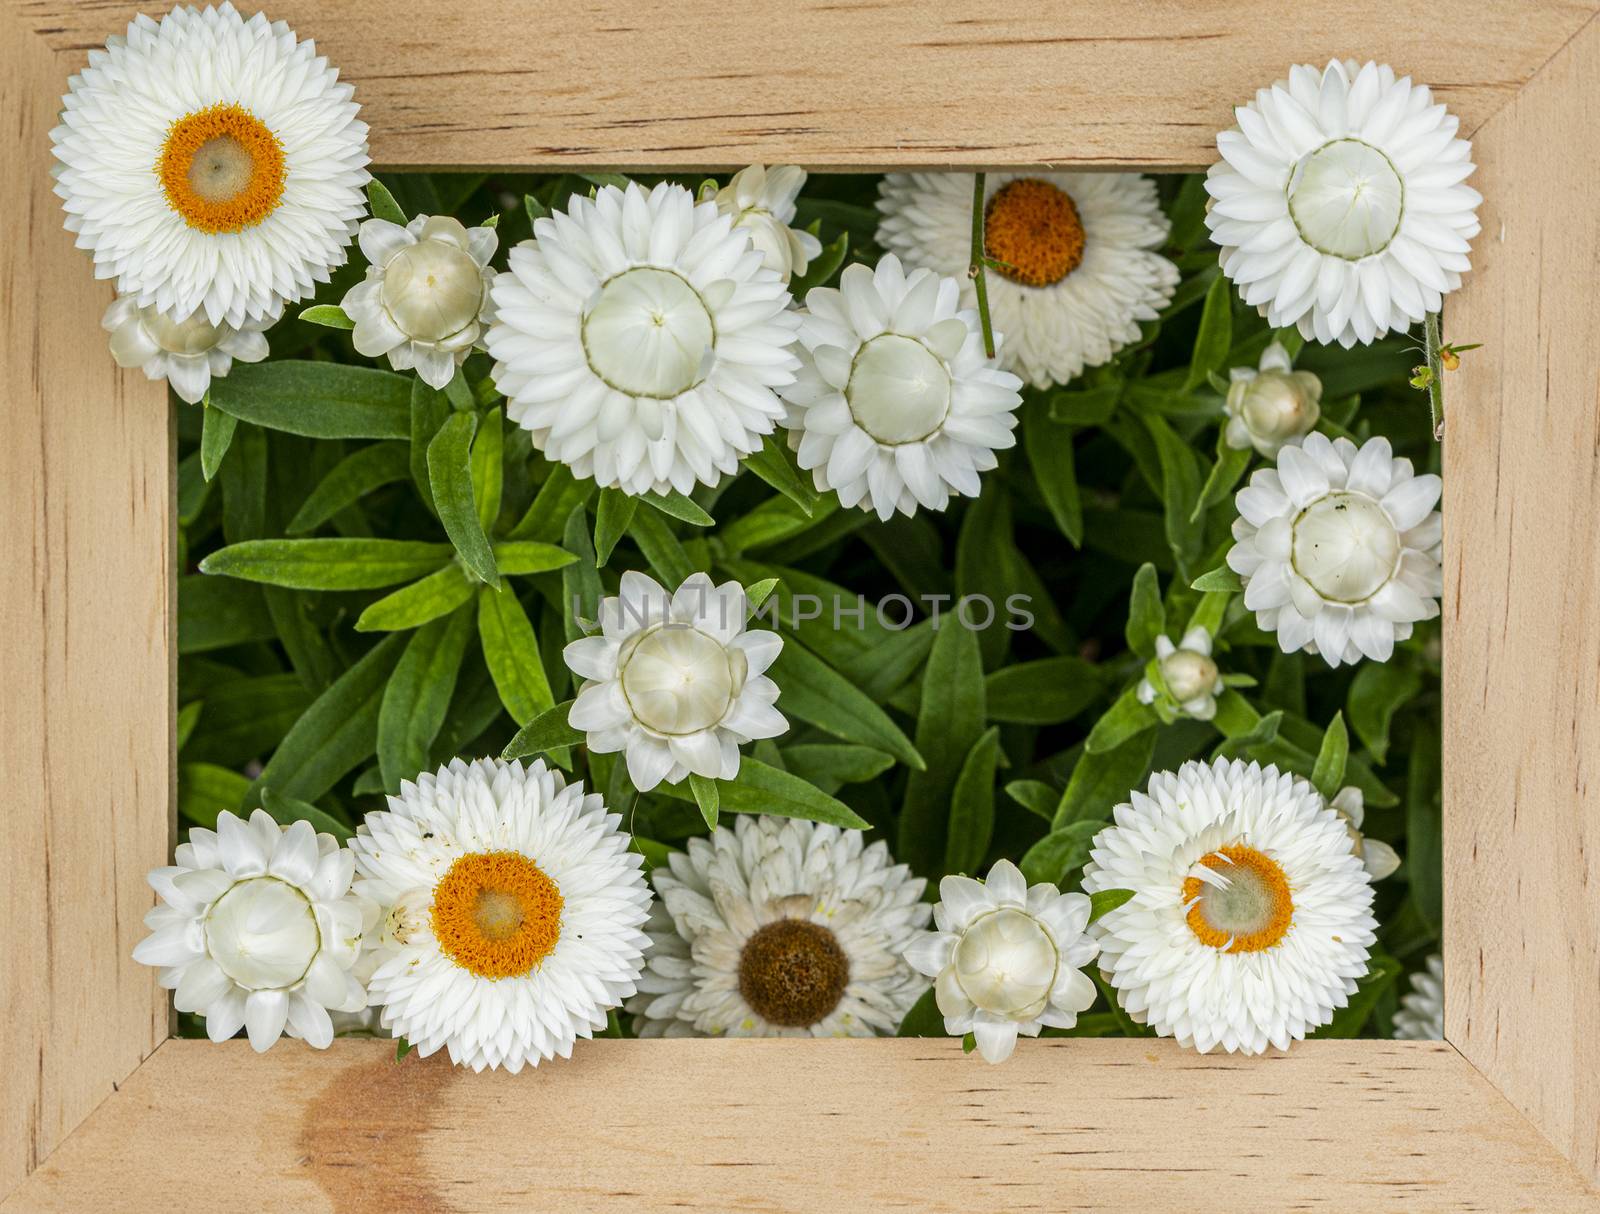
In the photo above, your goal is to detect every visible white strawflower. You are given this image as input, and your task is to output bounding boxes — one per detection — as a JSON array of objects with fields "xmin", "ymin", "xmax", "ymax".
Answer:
[
  {"xmin": 626, "ymin": 816, "xmax": 930, "ymax": 1037},
  {"xmin": 876, "ymin": 172, "xmax": 1178, "ymax": 388},
  {"xmin": 133, "ymin": 809, "xmax": 373, "ymax": 1051},
  {"xmin": 1330, "ymin": 786, "xmax": 1401, "ymax": 880},
  {"xmin": 1137, "ymin": 626, "xmax": 1225, "ymax": 722},
  {"xmin": 1083, "ymin": 758, "xmax": 1377, "ymax": 1054},
  {"xmin": 563, "ymin": 572, "xmax": 786, "ymax": 792},
  {"xmin": 1228, "ymin": 433, "xmax": 1441, "ymax": 668},
  {"xmin": 51, "ymin": 2, "xmax": 369, "ymax": 328},
  {"xmin": 1392, "ymin": 953, "xmax": 1444, "ymax": 1040},
  {"xmin": 780, "ymin": 254, "xmax": 1023, "ymax": 520},
  {"xmin": 103, "ymin": 294, "xmax": 272, "ymax": 405},
  {"xmin": 902, "ymin": 859, "xmax": 1098, "ymax": 1064},
  {"xmin": 485, "ymin": 181, "xmax": 799, "ymax": 496},
  {"xmin": 350, "ymin": 757, "xmax": 651, "ymax": 1072},
  {"xmin": 714, "ymin": 164, "xmax": 822, "ymax": 284},
  {"xmin": 341, "ymin": 215, "xmax": 496, "ymax": 389},
  {"xmin": 1206, "ymin": 60, "xmax": 1482, "ymax": 348},
  {"xmin": 1224, "ymin": 342, "xmax": 1323, "ymax": 456}
]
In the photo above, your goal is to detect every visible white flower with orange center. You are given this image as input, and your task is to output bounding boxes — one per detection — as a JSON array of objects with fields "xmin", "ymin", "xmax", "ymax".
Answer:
[
  {"xmin": 350, "ymin": 757, "xmax": 651, "ymax": 1072},
  {"xmin": 342, "ymin": 215, "xmax": 497, "ymax": 389},
  {"xmin": 876, "ymin": 173, "xmax": 1178, "ymax": 388},
  {"xmin": 1392, "ymin": 952, "xmax": 1444, "ymax": 1040},
  {"xmin": 1083, "ymin": 758, "xmax": 1377, "ymax": 1054},
  {"xmin": 713, "ymin": 165, "xmax": 823, "ymax": 284},
  {"xmin": 902, "ymin": 859, "xmax": 1099, "ymax": 1064},
  {"xmin": 132, "ymin": 809, "xmax": 374, "ymax": 1052},
  {"xmin": 1223, "ymin": 342, "xmax": 1323, "ymax": 457},
  {"xmin": 563, "ymin": 571, "xmax": 787, "ymax": 792},
  {"xmin": 1207, "ymin": 60, "xmax": 1481, "ymax": 348},
  {"xmin": 1228, "ymin": 433, "xmax": 1442, "ymax": 668},
  {"xmin": 103, "ymin": 294, "xmax": 274, "ymax": 405},
  {"xmin": 51, "ymin": 2, "xmax": 370, "ymax": 328},
  {"xmin": 626, "ymin": 816, "xmax": 930, "ymax": 1038}
]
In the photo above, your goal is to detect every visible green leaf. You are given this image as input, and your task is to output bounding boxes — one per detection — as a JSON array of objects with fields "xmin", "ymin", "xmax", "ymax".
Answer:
[
  {"xmin": 1005, "ymin": 779, "xmax": 1059, "ymax": 822},
  {"xmin": 356, "ymin": 564, "xmax": 476, "ymax": 632},
  {"xmin": 1022, "ymin": 398, "xmax": 1082, "ymax": 546},
  {"xmin": 200, "ymin": 403, "xmax": 236, "ymax": 482},
  {"xmin": 1311, "ymin": 711, "xmax": 1350, "ymax": 799},
  {"xmin": 1312, "ymin": 954, "xmax": 1402, "ymax": 1038},
  {"xmin": 899, "ymin": 622, "xmax": 985, "ymax": 876},
  {"xmin": 895, "ymin": 988, "xmax": 947, "ymax": 1038},
  {"xmin": 629, "ymin": 507, "xmax": 697, "ymax": 586},
  {"xmin": 1054, "ymin": 730, "xmax": 1156, "ymax": 828},
  {"xmin": 409, "ymin": 380, "xmax": 450, "ymax": 514},
  {"xmin": 395, "ymin": 1036, "xmax": 414, "ymax": 1062},
  {"xmin": 443, "ymin": 368, "xmax": 474, "ymax": 413},
  {"xmin": 246, "ymin": 633, "xmax": 406, "ymax": 807},
  {"xmin": 366, "ymin": 179, "xmax": 407, "ymax": 224},
  {"xmin": 259, "ymin": 787, "xmax": 353, "ymax": 842},
  {"xmin": 945, "ymin": 727, "xmax": 1001, "ymax": 875},
  {"xmin": 175, "ymin": 700, "xmax": 203, "ymax": 752},
  {"xmin": 1020, "ymin": 820, "xmax": 1102, "ymax": 886},
  {"xmin": 1407, "ymin": 716, "xmax": 1442, "ymax": 933},
  {"xmin": 200, "ymin": 538, "xmax": 452, "ymax": 590},
  {"xmin": 1142, "ymin": 411, "xmax": 1206, "ymax": 575},
  {"xmin": 1348, "ymin": 663, "xmax": 1423, "ymax": 765},
  {"xmin": 954, "ymin": 484, "xmax": 1014, "ymax": 669},
  {"xmin": 780, "ymin": 744, "xmax": 894, "ymax": 793},
  {"xmin": 1183, "ymin": 273, "xmax": 1233, "ymax": 392},
  {"xmin": 561, "ymin": 504, "xmax": 603, "ymax": 643},
  {"xmin": 746, "ymin": 577, "xmax": 779, "ymax": 609},
  {"xmin": 789, "ymin": 230, "xmax": 849, "ymax": 295},
  {"xmin": 471, "ymin": 406, "xmax": 504, "ymax": 532},
  {"xmin": 507, "ymin": 464, "xmax": 593, "ymax": 543},
  {"xmin": 298, "ymin": 304, "xmax": 354, "ymax": 330},
  {"xmin": 594, "ymin": 488, "xmax": 638, "ymax": 564},
  {"xmin": 642, "ymin": 489, "xmax": 714, "ymax": 527},
  {"xmin": 768, "ymin": 641, "xmax": 925, "ymax": 771},
  {"xmin": 286, "ymin": 441, "xmax": 410, "ymax": 534},
  {"xmin": 377, "ymin": 607, "xmax": 473, "ymax": 792},
  {"xmin": 210, "ymin": 361, "xmax": 412, "ymax": 439},
  {"xmin": 744, "ymin": 434, "xmax": 817, "ymax": 516},
  {"xmin": 501, "ymin": 700, "xmax": 585, "ymax": 762},
  {"xmin": 718, "ymin": 757, "xmax": 868, "ymax": 829},
  {"xmin": 984, "ymin": 657, "xmax": 1102, "ymax": 724},
  {"xmin": 477, "ymin": 584, "xmax": 554, "ymax": 726},
  {"xmin": 1193, "ymin": 434, "xmax": 1253, "ymax": 522},
  {"xmin": 182, "ymin": 673, "xmax": 311, "ymax": 767},
  {"xmin": 689, "ymin": 773, "xmax": 720, "ymax": 829},
  {"xmin": 1049, "ymin": 384, "xmax": 1121, "ymax": 426},
  {"xmin": 1125, "ymin": 563, "xmax": 1165, "ymax": 658},
  {"xmin": 1191, "ymin": 566, "xmax": 1243, "ymax": 592},
  {"xmin": 178, "ymin": 761, "xmax": 249, "ymax": 829},
  {"xmin": 178, "ymin": 576, "xmax": 275, "ymax": 653},
  {"xmin": 491, "ymin": 541, "xmax": 579, "ymax": 575},
  {"xmin": 1088, "ymin": 888, "xmax": 1135, "ymax": 924},
  {"xmin": 427, "ymin": 411, "xmax": 499, "ymax": 586},
  {"xmin": 1084, "ymin": 687, "xmax": 1158, "ymax": 754}
]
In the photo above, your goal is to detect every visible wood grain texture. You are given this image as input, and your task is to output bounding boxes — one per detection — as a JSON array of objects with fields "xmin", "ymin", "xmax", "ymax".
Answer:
[
  {"xmin": 6, "ymin": 1038, "xmax": 1599, "ymax": 1213},
  {"xmin": 11, "ymin": 0, "xmax": 1599, "ymax": 170},
  {"xmin": 1444, "ymin": 13, "xmax": 1600, "ymax": 1191},
  {"xmin": 0, "ymin": 5, "xmax": 172, "ymax": 1201}
]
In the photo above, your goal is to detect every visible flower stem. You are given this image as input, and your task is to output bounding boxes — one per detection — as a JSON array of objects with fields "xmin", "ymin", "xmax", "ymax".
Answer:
[
  {"xmin": 969, "ymin": 173, "xmax": 997, "ymax": 359},
  {"xmin": 1424, "ymin": 311, "xmax": 1445, "ymax": 441}
]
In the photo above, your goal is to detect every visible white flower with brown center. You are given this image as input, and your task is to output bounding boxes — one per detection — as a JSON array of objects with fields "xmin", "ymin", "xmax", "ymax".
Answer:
[
  {"xmin": 103, "ymin": 295, "xmax": 273, "ymax": 405},
  {"xmin": 1392, "ymin": 953, "xmax": 1444, "ymax": 1040},
  {"xmin": 1224, "ymin": 342, "xmax": 1323, "ymax": 457},
  {"xmin": 626, "ymin": 816, "xmax": 930, "ymax": 1038},
  {"xmin": 51, "ymin": 2, "xmax": 369, "ymax": 328},
  {"xmin": 876, "ymin": 172, "xmax": 1178, "ymax": 388},
  {"xmin": 714, "ymin": 165, "xmax": 822, "ymax": 284},
  {"xmin": 350, "ymin": 757, "xmax": 651, "ymax": 1072},
  {"xmin": 1207, "ymin": 60, "xmax": 1481, "ymax": 347},
  {"xmin": 1228, "ymin": 433, "xmax": 1442, "ymax": 668},
  {"xmin": 1137, "ymin": 626, "xmax": 1226, "ymax": 722},
  {"xmin": 901, "ymin": 859, "xmax": 1098, "ymax": 1064},
  {"xmin": 133, "ymin": 809, "xmax": 374, "ymax": 1051},
  {"xmin": 342, "ymin": 215, "xmax": 497, "ymax": 389},
  {"xmin": 1330, "ymin": 786, "xmax": 1401, "ymax": 881},
  {"xmin": 563, "ymin": 571, "xmax": 787, "ymax": 792},
  {"xmin": 1083, "ymin": 758, "xmax": 1378, "ymax": 1054}
]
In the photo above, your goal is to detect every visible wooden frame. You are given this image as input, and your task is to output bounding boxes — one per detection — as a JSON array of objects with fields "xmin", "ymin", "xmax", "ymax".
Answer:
[{"xmin": 5, "ymin": 2, "xmax": 1599, "ymax": 1207}]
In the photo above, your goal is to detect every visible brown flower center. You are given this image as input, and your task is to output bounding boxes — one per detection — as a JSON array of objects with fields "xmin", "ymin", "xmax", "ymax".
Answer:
[
  {"xmin": 983, "ymin": 178, "xmax": 1086, "ymax": 287},
  {"xmin": 737, "ymin": 919, "xmax": 849, "ymax": 1027}
]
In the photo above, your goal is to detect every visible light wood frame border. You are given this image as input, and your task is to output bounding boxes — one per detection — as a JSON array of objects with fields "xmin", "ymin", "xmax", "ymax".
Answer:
[{"xmin": 5, "ymin": 3, "xmax": 1600, "ymax": 1208}]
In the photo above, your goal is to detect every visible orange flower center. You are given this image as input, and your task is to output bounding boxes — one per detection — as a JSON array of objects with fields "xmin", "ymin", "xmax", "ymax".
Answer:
[
  {"xmin": 983, "ymin": 178, "xmax": 1086, "ymax": 287},
  {"xmin": 157, "ymin": 103, "xmax": 286, "ymax": 233},
  {"xmin": 1182, "ymin": 844, "xmax": 1294, "ymax": 953},
  {"xmin": 430, "ymin": 851, "xmax": 563, "ymax": 979}
]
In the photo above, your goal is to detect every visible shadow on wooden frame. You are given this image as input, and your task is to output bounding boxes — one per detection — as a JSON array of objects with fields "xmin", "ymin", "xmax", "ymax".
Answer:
[{"xmin": 4, "ymin": 2, "xmax": 1598, "ymax": 1209}]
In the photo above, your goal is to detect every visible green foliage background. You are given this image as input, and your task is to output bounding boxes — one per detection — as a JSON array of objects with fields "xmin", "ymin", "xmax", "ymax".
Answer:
[{"xmin": 176, "ymin": 171, "xmax": 1442, "ymax": 1041}]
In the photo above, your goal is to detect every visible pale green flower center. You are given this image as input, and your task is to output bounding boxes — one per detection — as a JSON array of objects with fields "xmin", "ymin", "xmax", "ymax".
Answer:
[
  {"xmin": 143, "ymin": 309, "xmax": 223, "ymax": 355},
  {"xmin": 847, "ymin": 334, "xmax": 951, "ymax": 445},
  {"xmin": 582, "ymin": 267, "xmax": 714, "ymax": 398},
  {"xmin": 1291, "ymin": 491, "xmax": 1401, "ymax": 603},
  {"xmin": 1287, "ymin": 138, "xmax": 1404, "ymax": 260},
  {"xmin": 1162, "ymin": 650, "xmax": 1219, "ymax": 703},
  {"xmin": 620, "ymin": 624, "xmax": 739, "ymax": 735},
  {"xmin": 381, "ymin": 239, "xmax": 483, "ymax": 342},
  {"xmin": 953, "ymin": 908, "xmax": 1058, "ymax": 1019},
  {"xmin": 205, "ymin": 876, "xmax": 320, "ymax": 991}
]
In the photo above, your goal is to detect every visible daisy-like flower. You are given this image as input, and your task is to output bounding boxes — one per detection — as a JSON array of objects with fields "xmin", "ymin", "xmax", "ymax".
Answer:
[
  {"xmin": 713, "ymin": 165, "xmax": 822, "ymax": 284},
  {"xmin": 626, "ymin": 816, "xmax": 929, "ymax": 1038},
  {"xmin": 876, "ymin": 172, "xmax": 1178, "ymax": 388},
  {"xmin": 1083, "ymin": 758, "xmax": 1377, "ymax": 1054},
  {"xmin": 1137, "ymin": 626, "xmax": 1225, "ymax": 722},
  {"xmin": 133, "ymin": 809, "xmax": 372, "ymax": 1051},
  {"xmin": 1227, "ymin": 433, "xmax": 1442, "ymax": 668},
  {"xmin": 1392, "ymin": 952, "xmax": 1444, "ymax": 1040},
  {"xmin": 1206, "ymin": 60, "xmax": 1481, "ymax": 348},
  {"xmin": 779, "ymin": 255, "xmax": 1023, "ymax": 520},
  {"xmin": 350, "ymin": 757, "xmax": 651, "ymax": 1072},
  {"xmin": 103, "ymin": 294, "xmax": 273, "ymax": 405},
  {"xmin": 563, "ymin": 572, "xmax": 786, "ymax": 792},
  {"xmin": 1330, "ymin": 786, "xmax": 1401, "ymax": 880},
  {"xmin": 51, "ymin": 2, "xmax": 370, "ymax": 327},
  {"xmin": 1223, "ymin": 341, "xmax": 1323, "ymax": 457},
  {"xmin": 902, "ymin": 859, "xmax": 1098, "ymax": 1064},
  {"xmin": 485, "ymin": 181, "xmax": 799, "ymax": 496},
  {"xmin": 342, "ymin": 215, "xmax": 497, "ymax": 389}
]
